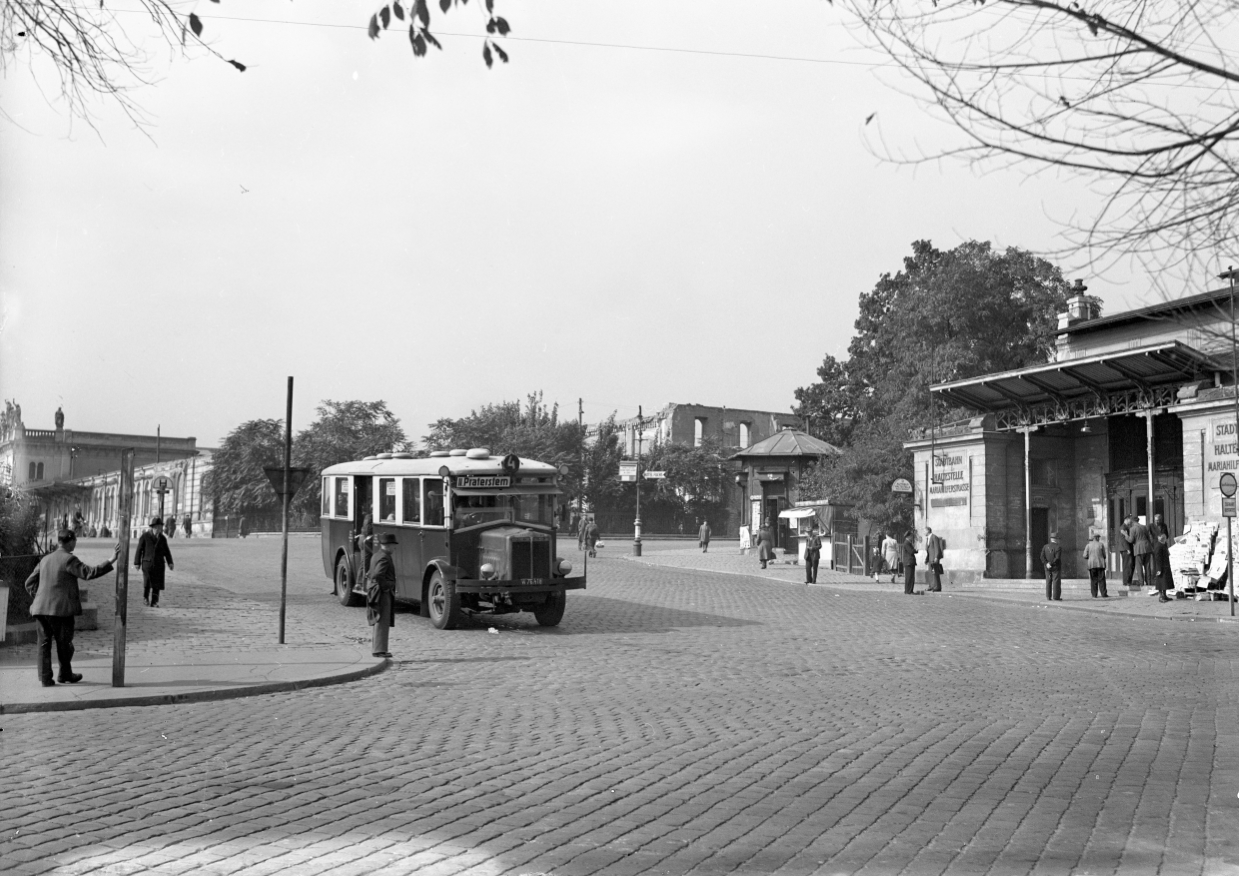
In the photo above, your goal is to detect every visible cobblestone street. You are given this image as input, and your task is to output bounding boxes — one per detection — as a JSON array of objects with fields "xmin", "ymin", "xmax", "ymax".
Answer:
[{"xmin": 3, "ymin": 538, "xmax": 1238, "ymax": 875}]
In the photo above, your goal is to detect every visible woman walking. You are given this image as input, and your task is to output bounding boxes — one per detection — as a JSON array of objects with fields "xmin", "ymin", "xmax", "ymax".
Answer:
[{"xmin": 757, "ymin": 519, "xmax": 775, "ymax": 570}]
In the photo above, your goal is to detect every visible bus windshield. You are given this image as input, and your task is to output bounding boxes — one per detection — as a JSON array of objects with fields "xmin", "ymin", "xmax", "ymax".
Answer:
[{"xmin": 452, "ymin": 492, "xmax": 556, "ymax": 527}]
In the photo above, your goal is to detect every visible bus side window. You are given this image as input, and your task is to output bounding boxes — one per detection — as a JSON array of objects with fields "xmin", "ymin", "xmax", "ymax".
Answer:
[
  {"xmin": 378, "ymin": 478, "xmax": 397, "ymax": 522},
  {"xmin": 402, "ymin": 478, "xmax": 421, "ymax": 524},
  {"xmin": 424, "ymin": 480, "xmax": 444, "ymax": 527},
  {"xmin": 334, "ymin": 477, "xmax": 350, "ymax": 519},
  {"xmin": 321, "ymin": 478, "xmax": 330, "ymax": 517}
]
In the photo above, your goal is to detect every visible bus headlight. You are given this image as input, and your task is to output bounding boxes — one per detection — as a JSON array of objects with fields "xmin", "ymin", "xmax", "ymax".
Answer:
[
  {"xmin": 557, "ymin": 558, "xmax": 572, "ymax": 576},
  {"xmin": 480, "ymin": 562, "xmax": 495, "ymax": 579}
]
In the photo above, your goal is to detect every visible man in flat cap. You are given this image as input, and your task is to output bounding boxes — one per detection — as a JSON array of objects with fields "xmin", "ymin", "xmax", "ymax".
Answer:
[
  {"xmin": 135, "ymin": 516, "xmax": 174, "ymax": 607},
  {"xmin": 1041, "ymin": 532, "xmax": 1063, "ymax": 602},
  {"xmin": 25, "ymin": 530, "xmax": 119, "ymax": 686}
]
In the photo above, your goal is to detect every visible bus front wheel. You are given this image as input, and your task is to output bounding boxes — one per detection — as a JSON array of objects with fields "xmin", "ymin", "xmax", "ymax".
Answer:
[
  {"xmin": 336, "ymin": 558, "xmax": 362, "ymax": 607},
  {"xmin": 427, "ymin": 571, "xmax": 461, "ymax": 630},
  {"xmin": 533, "ymin": 590, "xmax": 566, "ymax": 627}
]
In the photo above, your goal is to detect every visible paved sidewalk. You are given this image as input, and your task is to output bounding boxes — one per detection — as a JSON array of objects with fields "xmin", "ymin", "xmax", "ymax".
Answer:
[
  {"xmin": 625, "ymin": 540, "xmax": 1239, "ymax": 625},
  {"xmin": 0, "ymin": 559, "xmax": 385, "ymax": 714}
]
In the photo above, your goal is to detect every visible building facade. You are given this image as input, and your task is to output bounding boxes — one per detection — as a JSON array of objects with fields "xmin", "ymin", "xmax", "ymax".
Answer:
[
  {"xmin": 63, "ymin": 452, "xmax": 216, "ymax": 538},
  {"xmin": 617, "ymin": 403, "xmax": 801, "ymax": 457},
  {"xmin": 905, "ymin": 286, "xmax": 1234, "ymax": 582}
]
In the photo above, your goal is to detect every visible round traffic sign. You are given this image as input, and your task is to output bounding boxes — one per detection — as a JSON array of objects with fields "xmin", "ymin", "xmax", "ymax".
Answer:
[{"xmin": 1222, "ymin": 472, "xmax": 1238, "ymax": 498}]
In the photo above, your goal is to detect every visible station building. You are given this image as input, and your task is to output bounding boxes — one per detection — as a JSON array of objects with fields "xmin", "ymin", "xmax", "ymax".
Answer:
[{"xmin": 905, "ymin": 284, "xmax": 1236, "ymax": 582}]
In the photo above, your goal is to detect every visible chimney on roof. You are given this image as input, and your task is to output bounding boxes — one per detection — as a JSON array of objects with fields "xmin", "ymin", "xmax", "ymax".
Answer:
[{"xmin": 1056, "ymin": 279, "xmax": 1103, "ymax": 330}]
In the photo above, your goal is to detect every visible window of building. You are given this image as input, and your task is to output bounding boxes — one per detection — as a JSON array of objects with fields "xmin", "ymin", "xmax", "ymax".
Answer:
[
  {"xmin": 377, "ymin": 478, "xmax": 397, "ymax": 522},
  {"xmin": 28, "ymin": 462, "xmax": 36, "ymax": 481},
  {"xmin": 36, "ymin": 462, "xmax": 44, "ymax": 480},
  {"xmin": 694, "ymin": 418, "xmax": 706, "ymax": 447},
  {"xmin": 402, "ymin": 478, "xmax": 422, "ymax": 524},
  {"xmin": 739, "ymin": 422, "xmax": 750, "ymax": 448}
]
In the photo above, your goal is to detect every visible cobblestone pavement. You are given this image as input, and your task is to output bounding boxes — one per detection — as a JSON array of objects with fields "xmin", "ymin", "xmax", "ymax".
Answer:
[{"xmin": 4, "ymin": 538, "xmax": 1239, "ymax": 875}]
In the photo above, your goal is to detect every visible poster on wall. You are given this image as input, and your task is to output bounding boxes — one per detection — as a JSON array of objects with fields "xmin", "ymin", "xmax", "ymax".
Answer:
[
  {"xmin": 929, "ymin": 451, "xmax": 969, "ymax": 509},
  {"xmin": 1206, "ymin": 417, "xmax": 1239, "ymax": 482}
]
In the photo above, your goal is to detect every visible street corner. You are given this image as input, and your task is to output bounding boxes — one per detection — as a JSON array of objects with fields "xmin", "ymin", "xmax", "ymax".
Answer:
[{"xmin": 0, "ymin": 643, "xmax": 388, "ymax": 714}]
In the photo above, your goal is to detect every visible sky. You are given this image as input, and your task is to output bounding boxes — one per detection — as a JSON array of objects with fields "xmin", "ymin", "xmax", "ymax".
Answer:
[{"xmin": 0, "ymin": 0, "xmax": 1159, "ymax": 448}]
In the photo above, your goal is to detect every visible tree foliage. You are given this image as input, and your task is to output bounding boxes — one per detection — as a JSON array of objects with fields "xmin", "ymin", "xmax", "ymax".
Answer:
[
  {"xmin": 3, "ymin": 0, "xmax": 507, "ymax": 129},
  {"xmin": 795, "ymin": 239, "xmax": 1072, "ymax": 530},
  {"xmin": 203, "ymin": 419, "xmax": 285, "ymax": 519},
  {"xmin": 425, "ymin": 392, "xmax": 588, "ymax": 503},
  {"xmin": 293, "ymin": 400, "xmax": 409, "ymax": 517},
  {"xmin": 843, "ymin": 0, "xmax": 1239, "ymax": 288}
]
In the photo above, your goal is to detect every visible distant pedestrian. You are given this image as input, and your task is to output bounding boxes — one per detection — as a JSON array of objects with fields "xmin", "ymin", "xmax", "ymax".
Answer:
[
  {"xmin": 1153, "ymin": 533, "xmax": 1173, "ymax": 602},
  {"xmin": 698, "ymin": 520, "xmax": 711, "ymax": 553},
  {"xmin": 584, "ymin": 517, "xmax": 601, "ymax": 558},
  {"xmin": 24, "ymin": 530, "xmax": 119, "ymax": 686},
  {"xmin": 367, "ymin": 532, "xmax": 397, "ymax": 658},
  {"xmin": 135, "ymin": 517, "xmax": 174, "ymax": 607},
  {"xmin": 1083, "ymin": 533, "xmax": 1109, "ymax": 598},
  {"xmin": 165, "ymin": 515, "xmax": 176, "ymax": 538},
  {"xmin": 1128, "ymin": 516, "xmax": 1154, "ymax": 586},
  {"xmin": 901, "ymin": 530, "xmax": 917, "ymax": 594},
  {"xmin": 1120, "ymin": 516, "xmax": 1135, "ymax": 586},
  {"xmin": 925, "ymin": 526, "xmax": 944, "ymax": 592},
  {"xmin": 881, "ymin": 531, "xmax": 899, "ymax": 584},
  {"xmin": 238, "ymin": 515, "xmax": 249, "ymax": 539},
  {"xmin": 183, "ymin": 514, "xmax": 192, "ymax": 538},
  {"xmin": 804, "ymin": 521, "xmax": 822, "ymax": 584},
  {"xmin": 756, "ymin": 519, "xmax": 775, "ymax": 569},
  {"xmin": 1041, "ymin": 532, "xmax": 1062, "ymax": 601}
]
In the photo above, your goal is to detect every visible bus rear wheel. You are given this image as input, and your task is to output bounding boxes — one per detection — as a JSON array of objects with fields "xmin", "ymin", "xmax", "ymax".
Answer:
[
  {"xmin": 336, "ymin": 558, "xmax": 362, "ymax": 607},
  {"xmin": 427, "ymin": 571, "xmax": 461, "ymax": 630},
  {"xmin": 533, "ymin": 590, "xmax": 566, "ymax": 627}
]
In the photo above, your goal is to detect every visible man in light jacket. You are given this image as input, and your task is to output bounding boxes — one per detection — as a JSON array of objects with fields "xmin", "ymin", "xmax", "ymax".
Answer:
[
  {"xmin": 25, "ymin": 529, "xmax": 119, "ymax": 686},
  {"xmin": 1083, "ymin": 533, "xmax": 1109, "ymax": 598}
]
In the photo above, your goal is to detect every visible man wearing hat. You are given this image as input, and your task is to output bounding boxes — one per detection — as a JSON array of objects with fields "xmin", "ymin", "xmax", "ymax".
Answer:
[
  {"xmin": 135, "ymin": 516, "xmax": 175, "ymax": 607},
  {"xmin": 1041, "ymin": 532, "xmax": 1063, "ymax": 602},
  {"xmin": 367, "ymin": 532, "xmax": 398, "ymax": 658},
  {"xmin": 24, "ymin": 530, "xmax": 120, "ymax": 686}
]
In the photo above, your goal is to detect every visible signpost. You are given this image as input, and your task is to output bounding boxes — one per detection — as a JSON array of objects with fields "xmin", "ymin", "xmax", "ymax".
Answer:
[
  {"xmin": 154, "ymin": 476, "xmax": 170, "ymax": 519},
  {"xmin": 261, "ymin": 376, "xmax": 311, "ymax": 645},
  {"xmin": 619, "ymin": 461, "xmax": 638, "ymax": 483},
  {"xmin": 891, "ymin": 478, "xmax": 913, "ymax": 494},
  {"xmin": 643, "ymin": 470, "xmax": 666, "ymax": 480},
  {"xmin": 112, "ymin": 449, "xmax": 135, "ymax": 687},
  {"xmin": 1222, "ymin": 472, "xmax": 1237, "ymax": 616}
]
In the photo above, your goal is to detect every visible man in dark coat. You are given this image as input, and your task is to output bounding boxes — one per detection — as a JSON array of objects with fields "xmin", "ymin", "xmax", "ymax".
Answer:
[
  {"xmin": 25, "ymin": 530, "xmax": 119, "ymax": 686},
  {"xmin": 1151, "ymin": 513, "xmax": 1171, "ymax": 543},
  {"xmin": 803, "ymin": 521, "xmax": 822, "ymax": 585},
  {"xmin": 698, "ymin": 520, "xmax": 711, "ymax": 553},
  {"xmin": 135, "ymin": 517, "xmax": 174, "ymax": 606},
  {"xmin": 925, "ymin": 527, "xmax": 945, "ymax": 592},
  {"xmin": 1041, "ymin": 532, "xmax": 1063, "ymax": 601},
  {"xmin": 1127, "ymin": 516, "xmax": 1154, "ymax": 587},
  {"xmin": 1120, "ymin": 516, "xmax": 1136, "ymax": 587},
  {"xmin": 901, "ymin": 530, "xmax": 918, "ymax": 594},
  {"xmin": 757, "ymin": 520, "xmax": 775, "ymax": 570},
  {"xmin": 366, "ymin": 532, "xmax": 397, "ymax": 658},
  {"xmin": 584, "ymin": 517, "xmax": 601, "ymax": 558},
  {"xmin": 1153, "ymin": 533, "xmax": 1174, "ymax": 602}
]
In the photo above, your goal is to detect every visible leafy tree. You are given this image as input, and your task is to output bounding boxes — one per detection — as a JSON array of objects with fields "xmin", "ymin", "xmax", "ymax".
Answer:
[
  {"xmin": 843, "ymin": 0, "xmax": 1239, "ymax": 289},
  {"xmin": 293, "ymin": 400, "xmax": 410, "ymax": 518},
  {"xmin": 425, "ymin": 392, "xmax": 586, "ymax": 496},
  {"xmin": 599, "ymin": 437, "xmax": 731, "ymax": 533},
  {"xmin": 581, "ymin": 415, "xmax": 624, "ymax": 513},
  {"xmin": 203, "ymin": 419, "xmax": 285, "ymax": 519},
  {"xmin": 795, "ymin": 240, "xmax": 1072, "ymax": 529}
]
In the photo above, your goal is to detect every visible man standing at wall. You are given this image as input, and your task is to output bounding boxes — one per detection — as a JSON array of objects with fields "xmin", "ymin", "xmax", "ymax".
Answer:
[
  {"xmin": 1041, "ymin": 532, "xmax": 1063, "ymax": 602},
  {"xmin": 1120, "ymin": 516, "xmax": 1136, "ymax": 587},
  {"xmin": 1128, "ymin": 515, "xmax": 1154, "ymax": 587},
  {"xmin": 901, "ymin": 530, "xmax": 918, "ymax": 595},
  {"xmin": 925, "ymin": 527, "xmax": 944, "ymax": 592}
]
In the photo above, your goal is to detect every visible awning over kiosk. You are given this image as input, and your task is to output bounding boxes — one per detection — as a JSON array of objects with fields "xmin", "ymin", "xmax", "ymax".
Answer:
[
  {"xmin": 778, "ymin": 508, "xmax": 818, "ymax": 520},
  {"xmin": 932, "ymin": 341, "xmax": 1219, "ymax": 413}
]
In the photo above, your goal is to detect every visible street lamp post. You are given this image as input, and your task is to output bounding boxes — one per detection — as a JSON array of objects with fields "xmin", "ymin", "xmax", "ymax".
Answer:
[
  {"xmin": 634, "ymin": 406, "xmax": 643, "ymax": 557},
  {"xmin": 1219, "ymin": 265, "xmax": 1239, "ymax": 615}
]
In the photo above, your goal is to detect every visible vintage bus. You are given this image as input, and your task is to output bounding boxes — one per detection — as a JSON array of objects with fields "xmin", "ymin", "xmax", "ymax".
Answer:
[{"xmin": 320, "ymin": 448, "xmax": 585, "ymax": 629}]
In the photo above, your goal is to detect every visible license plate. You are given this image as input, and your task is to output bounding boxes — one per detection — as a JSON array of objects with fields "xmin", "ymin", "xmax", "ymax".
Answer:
[{"xmin": 519, "ymin": 578, "xmax": 546, "ymax": 586}]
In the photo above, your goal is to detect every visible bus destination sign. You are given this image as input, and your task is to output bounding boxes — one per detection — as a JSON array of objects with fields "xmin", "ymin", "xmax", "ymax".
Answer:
[{"xmin": 456, "ymin": 476, "xmax": 511, "ymax": 489}]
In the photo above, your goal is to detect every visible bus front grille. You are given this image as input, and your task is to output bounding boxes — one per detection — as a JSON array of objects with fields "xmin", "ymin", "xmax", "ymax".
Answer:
[{"xmin": 511, "ymin": 537, "xmax": 551, "ymax": 579}]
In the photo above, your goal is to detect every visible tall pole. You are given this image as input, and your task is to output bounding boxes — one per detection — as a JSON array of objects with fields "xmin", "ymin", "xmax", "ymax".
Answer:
[
  {"xmin": 112, "ymin": 449, "xmax": 135, "ymax": 687},
  {"xmin": 1022, "ymin": 426, "xmax": 1034, "ymax": 579},
  {"xmin": 1222, "ymin": 265, "xmax": 1239, "ymax": 615},
  {"xmin": 279, "ymin": 377, "xmax": 293, "ymax": 645},
  {"xmin": 578, "ymin": 398, "xmax": 584, "ymax": 534},
  {"xmin": 156, "ymin": 425, "xmax": 161, "ymax": 464},
  {"xmin": 634, "ymin": 406, "xmax": 643, "ymax": 557}
]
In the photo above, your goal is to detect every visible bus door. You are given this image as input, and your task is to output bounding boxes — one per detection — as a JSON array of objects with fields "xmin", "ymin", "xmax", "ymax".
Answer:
[
  {"xmin": 352, "ymin": 475, "xmax": 372, "ymax": 577},
  {"xmin": 397, "ymin": 477, "xmax": 424, "ymax": 600}
]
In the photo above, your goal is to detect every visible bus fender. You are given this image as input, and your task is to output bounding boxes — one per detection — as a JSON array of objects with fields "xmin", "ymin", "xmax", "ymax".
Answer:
[{"xmin": 421, "ymin": 560, "xmax": 462, "ymax": 616}]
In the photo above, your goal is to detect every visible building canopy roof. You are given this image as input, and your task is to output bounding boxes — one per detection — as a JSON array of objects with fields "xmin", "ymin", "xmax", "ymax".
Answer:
[
  {"xmin": 932, "ymin": 341, "xmax": 1219, "ymax": 413},
  {"xmin": 731, "ymin": 429, "xmax": 842, "ymax": 459}
]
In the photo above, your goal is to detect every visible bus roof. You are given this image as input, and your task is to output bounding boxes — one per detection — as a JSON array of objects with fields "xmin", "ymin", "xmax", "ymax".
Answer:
[{"xmin": 321, "ymin": 452, "xmax": 560, "ymax": 479}]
